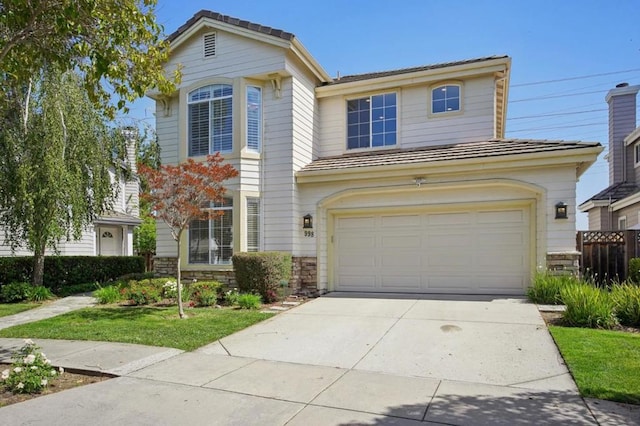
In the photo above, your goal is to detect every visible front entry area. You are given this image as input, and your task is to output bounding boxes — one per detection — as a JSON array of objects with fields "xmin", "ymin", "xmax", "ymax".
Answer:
[
  {"xmin": 332, "ymin": 204, "xmax": 532, "ymax": 294},
  {"xmin": 98, "ymin": 227, "xmax": 123, "ymax": 256}
]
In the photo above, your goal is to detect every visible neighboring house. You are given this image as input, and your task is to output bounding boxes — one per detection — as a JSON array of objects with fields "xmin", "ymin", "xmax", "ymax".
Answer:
[
  {"xmin": 150, "ymin": 10, "xmax": 602, "ymax": 295},
  {"xmin": 579, "ymin": 83, "xmax": 640, "ymax": 230},
  {"xmin": 0, "ymin": 129, "xmax": 141, "ymax": 257}
]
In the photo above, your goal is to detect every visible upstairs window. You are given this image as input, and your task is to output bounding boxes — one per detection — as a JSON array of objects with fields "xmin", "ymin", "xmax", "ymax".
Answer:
[
  {"xmin": 247, "ymin": 86, "xmax": 262, "ymax": 152},
  {"xmin": 432, "ymin": 84, "xmax": 460, "ymax": 114},
  {"xmin": 188, "ymin": 84, "xmax": 233, "ymax": 156},
  {"xmin": 347, "ymin": 93, "xmax": 397, "ymax": 150},
  {"xmin": 634, "ymin": 143, "xmax": 640, "ymax": 166}
]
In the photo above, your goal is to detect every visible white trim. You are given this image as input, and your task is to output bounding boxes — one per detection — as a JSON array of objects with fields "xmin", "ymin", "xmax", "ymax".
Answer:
[
  {"xmin": 605, "ymin": 84, "xmax": 640, "ymax": 103},
  {"xmin": 626, "ymin": 127, "xmax": 640, "ymax": 146},
  {"xmin": 578, "ymin": 199, "xmax": 610, "ymax": 212},
  {"xmin": 618, "ymin": 215, "xmax": 627, "ymax": 230},
  {"xmin": 429, "ymin": 82, "xmax": 463, "ymax": 116},
  {"xmin": 610, "ymin": 191, "xmax": 640, "ymax": 211}
]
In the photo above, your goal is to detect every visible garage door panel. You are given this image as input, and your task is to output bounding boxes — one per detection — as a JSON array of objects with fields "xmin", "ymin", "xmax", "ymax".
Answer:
[
  {"xmin": 337, "ymin": 216, "xmax": 375, "ymax": 230},
  {"xmin": 380, "ymin": 275, "xmax": 422, "ymax": 290},
  {"xmin": 428, "ymin": 212, "xmax": 471, "ymax": 226},
  {"xmin": 334, "ymin": 205, "xmax": 531, "ymax": 295},
  {"xmin": 478, "ymin": 210, "xmax": 523, "ymax": 224},
  {"xmin": 380, "ymin": 214, "xmax": 420, "ymax": 227},
  {"xmin": 381, "ymin": 235, "xmax": 421, "ymax": 249}
]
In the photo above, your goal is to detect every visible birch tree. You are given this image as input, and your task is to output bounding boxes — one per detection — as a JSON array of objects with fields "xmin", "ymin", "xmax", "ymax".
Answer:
[{"xmin": 0, "ymin": 68, "xmax": 125, "ymax": 285}]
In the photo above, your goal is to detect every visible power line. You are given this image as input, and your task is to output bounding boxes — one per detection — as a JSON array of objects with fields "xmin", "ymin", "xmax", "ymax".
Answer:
[
  {"xmin": 510, "ymin": 90, "xmax": 605, "ymax": 103},
  {"xmin": 509, "ymin": 108, "xmax": 607, "ymax": 120},
  {"xmin": 507, "ymin": 122, "xmax": 608, "ymax": 133},
  {"xmin": 511, "ymin": 68, "xmax": 640, "ymax": 88}
]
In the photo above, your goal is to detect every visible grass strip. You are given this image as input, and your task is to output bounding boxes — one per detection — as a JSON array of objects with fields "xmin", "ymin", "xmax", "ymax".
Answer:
[
  {"xmin": 0, "ymin": 306, "xmax": 273, "ymax": 351},
  {"xmin": 549, "ymin": 325, "xmax": 640, "ymax": 404}
]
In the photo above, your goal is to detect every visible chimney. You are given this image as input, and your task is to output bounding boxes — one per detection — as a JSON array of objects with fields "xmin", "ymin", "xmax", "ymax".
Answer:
[{"xmin": 606, "ymin": 83, "xmax": 639, "ymax": 185}]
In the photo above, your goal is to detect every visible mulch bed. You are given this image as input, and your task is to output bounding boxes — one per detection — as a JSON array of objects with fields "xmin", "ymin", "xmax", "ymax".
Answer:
[{"xmin": 0, "ymin": 364, "xmax": 111, "ymax": 407}]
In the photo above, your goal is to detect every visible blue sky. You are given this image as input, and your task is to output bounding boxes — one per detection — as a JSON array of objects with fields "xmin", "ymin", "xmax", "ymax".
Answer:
[{"xmin": 127, "ymin": 0, "xmax": 640, "ymax": 229}]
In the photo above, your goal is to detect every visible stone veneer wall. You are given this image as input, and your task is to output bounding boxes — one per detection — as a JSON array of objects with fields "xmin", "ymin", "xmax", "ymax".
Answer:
[
  {"xmin": 153, "ymin": 256, "xmax": 319, "ymax": 294},
  {"xmin": 546, "ymin": 252, "xmax": 581, "ymax": 276}
]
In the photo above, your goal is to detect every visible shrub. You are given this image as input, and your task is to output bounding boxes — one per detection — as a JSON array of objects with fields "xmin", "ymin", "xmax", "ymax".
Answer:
[
  {"xmin": 232, "ymin": 252, "xmax": 292, "ymax": 303},
  {"xmin": 162, "ymin": 280, "xmax": 190, "ymax": 302},
  {"xmin": 629, "ymin": 258, "xmax": 640, "ymax": 284},
  {"xmin": 0, "ymin": 256, "xmax": 145, "ymax": 292},
  {"xmin": 191, "ymin": 281, "xmax": 222, "ymax": 307},
  {"xmin": 236, "ymin": 293, "xmax": 262, "ymax": 310},
  {"xmin": 0, "ymin": 282, "xmax": 32, "ymax": 303},
  {"xmin": 94, "ymin": 285, "xmax": 122, "ymax": 304},
  {"xmin": 611, "ymin": 283, "xmax": 640, "ymax": 327},
  {"xmin": 123, "ymin": 281, "xmax": 162, "ymax": 305},
  {"xmin": 224, "ymin": 288, "xmax": 240, "ymax": 306},
  {"xmin": 28, "ymin": 286, "xmax": 53, "ymax": 302},
  {"xmin": 1, "ymin": 340, "xmax": 62, "ymax": 394},
  {"xmin": 54, "ymin": 282, "xmax": 100, "ymax": 297},
  {"xmin": 527, "ymin": 272, "xmax": 578, "ymax": 305},
  {"xmin": 560, "ymin": 283, "xmax": 617, "ymax": 329}
]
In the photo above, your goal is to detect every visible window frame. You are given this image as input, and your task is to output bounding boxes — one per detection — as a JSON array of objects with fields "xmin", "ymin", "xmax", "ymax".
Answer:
[
  {"xmin": 618, "ymin": 216, "xmax": 627, "ymax": 231},
  {"xmin": 346, "ymin": 92, "xmax": 398, "ymax": 151},
  {"xmin": 187, "ymin": 84, "xmax": 233, "ymax": 157},
  {"xmin": 634, "ymin": 143, "xmax": 640, "ymax": 167},
  {"xmin": 246, "ymin": 197, "xmax": 260, "ymax": 252},
  {"xmin": 188, "ymin": 198, "xmax": 234, "ymax": 265},
  {"xmin": 246, "ymin": 86, "xmax": 262, "ymax": 153},
  {"xmin": 429, "ymin": 82, "xmax": 463, "ymax": 116}
]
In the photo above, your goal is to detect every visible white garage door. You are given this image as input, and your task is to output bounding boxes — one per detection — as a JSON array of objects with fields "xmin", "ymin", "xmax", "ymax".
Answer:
[{"xmin": 333, "ymin": 207, "xmax": 531, "ymax": 294}]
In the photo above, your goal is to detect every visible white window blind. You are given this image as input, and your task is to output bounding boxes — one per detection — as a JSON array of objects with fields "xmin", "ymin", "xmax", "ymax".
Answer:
[{"xmin": 247, "ymin": 198, "xmax": 260, "ymax": 252}]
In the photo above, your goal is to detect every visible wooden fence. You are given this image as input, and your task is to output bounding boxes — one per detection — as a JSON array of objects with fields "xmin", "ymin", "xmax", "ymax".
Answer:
[{"xmin": 576, "ymin": 230, "xmax": 640, "ymax": 284}]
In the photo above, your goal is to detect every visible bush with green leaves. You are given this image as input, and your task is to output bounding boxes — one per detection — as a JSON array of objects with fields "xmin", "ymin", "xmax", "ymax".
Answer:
[
  {"xmin": 232, "ymin": 252, "xmax": 292, "ymax": 303},
  {"xmin": 629, "ymin": 258, "xmax": 640, "ymax": 284},
  {"xmin": 191, "ymin": 281, "xmax": 222, "ymax": 307},
  {"xmin": 611, "ymin": 283, "xmax": 640, "ymax": 327},
  {"xmin": 1, "ymin": 340, "xmax": 63, "ymax": 394},
  {"xmin": 55, "ymin": 282, "xmax": 100, "ymax": 297},
  {"xmin": 0, "ymin": 282, "xmax": 32, "ymax": 303},
  {"xmin": 224, "ymin": 288, "xmax": 240, "ymax": 306},
  {"xmin": 122, "ymin": 280, "xmax": 163, "ymax": 305},
  {"xmin": 527, "ymin": 272, "xmax": 579, "ymax": 305},
  {"xmin": 28, "ymin": 286, "xmax": 53, "ymax": 302},
  {"xmin": 236, "ymin": 293, "xmax": 262, "ymax": 310},
  {"xmin": 94, "ymin": 285, "xmax": 122, "ymax": 304},
  {"xmin": 560, "ymin": 283, "xmax": 617, "ymax": 329}
]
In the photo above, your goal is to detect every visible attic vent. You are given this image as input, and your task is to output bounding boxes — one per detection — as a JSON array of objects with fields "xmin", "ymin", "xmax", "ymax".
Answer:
[{"xmin": 203, "ymin": 33, "xmax": 216, "ymax": 58}]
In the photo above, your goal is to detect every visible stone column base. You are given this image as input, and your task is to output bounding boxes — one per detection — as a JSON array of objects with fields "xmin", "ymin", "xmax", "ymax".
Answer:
[{"xmin": 546, "ymin": 252, "xmax": 581, "ymax": 276}]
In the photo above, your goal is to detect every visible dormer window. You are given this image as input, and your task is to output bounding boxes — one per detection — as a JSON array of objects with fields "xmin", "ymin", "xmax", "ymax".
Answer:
[
  {"xmin": 203, "ymin": 33, "xmax": 216, "ymax": 58},
  {"xmin": 347, "ymin": 93, "xmax": 397, "ymax": 150},
  {"xmin": 431, "ymin": 84, "xmax": 461, "ymax": 114}
]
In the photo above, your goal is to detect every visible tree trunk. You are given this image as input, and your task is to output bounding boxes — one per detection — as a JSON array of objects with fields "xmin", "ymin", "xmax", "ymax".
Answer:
[
  {"xmin": 32, "ymin": 246, "xmax": 45, "ymax": 287},
  {"xmin": 176, "ymin": 231, "xmax": 186, "ymax": 319}
]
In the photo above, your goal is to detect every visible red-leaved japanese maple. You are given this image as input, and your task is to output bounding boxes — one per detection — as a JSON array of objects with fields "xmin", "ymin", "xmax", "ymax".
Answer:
[{"xmin": 138, "ymin": 154, "xmax": 238, "ymax": 318}]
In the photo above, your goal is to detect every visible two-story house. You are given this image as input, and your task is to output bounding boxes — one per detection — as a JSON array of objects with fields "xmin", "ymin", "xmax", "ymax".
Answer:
[
  {"xmin": 0, "ymin": 129, "xmax": 141, "ymax": 257},
  {"xmin": 579, "ymin": 83, "xmax": 640, "ymax": 230},
  {"xmin": 151, "ymin": 10, "xmax": 602, "ymax": 295}
]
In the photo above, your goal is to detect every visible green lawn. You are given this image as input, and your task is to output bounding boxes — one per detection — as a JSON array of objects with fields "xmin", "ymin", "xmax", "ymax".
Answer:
[
  {"xmin": 0, "ymin": 306, "xmax": 274, "ymax": 351},
  {"xmin": 0, "ymin": 303, "xmax": 41, "ymax": 318},
  {"xmin": 549, "ymin": 326, "xmax": 640, "ymax": 404}
]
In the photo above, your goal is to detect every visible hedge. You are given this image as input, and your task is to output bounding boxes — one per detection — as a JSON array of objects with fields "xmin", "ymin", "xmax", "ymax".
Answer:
[
  {"xmin": 232, "ymin": 252, "xmax": 292, "ymax": 302},
  {"xmin": 0, "ymin": 256, "xmax": 145, "ymax": 293}
]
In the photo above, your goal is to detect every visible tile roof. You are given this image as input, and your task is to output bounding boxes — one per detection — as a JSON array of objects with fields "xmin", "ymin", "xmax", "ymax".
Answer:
[
  {"xmin": 328, "ymin": 56, "xmax": 509, "ymax": 85},
  {"xmin": 298, "ymin": 139, "xmax": 601, "ymax": 174},
  {"xmin": 581, "ymin": 181, "xmax": 640, "ymax": 204},
  {"xmin": 167, "ymin": 10, "xmax": 294, "ymax": 43}
]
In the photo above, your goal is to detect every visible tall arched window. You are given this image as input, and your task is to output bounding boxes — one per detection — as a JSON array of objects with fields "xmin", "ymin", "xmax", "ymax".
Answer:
[{"xmin": 188, "ymin": 84, "xmax": 233, "ymax": 156}]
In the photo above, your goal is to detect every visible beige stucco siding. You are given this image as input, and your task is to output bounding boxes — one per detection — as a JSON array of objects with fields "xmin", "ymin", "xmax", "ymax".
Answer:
[{"xmin": 316, "ymin": 76, "xmax": 496, "ymax": 157}]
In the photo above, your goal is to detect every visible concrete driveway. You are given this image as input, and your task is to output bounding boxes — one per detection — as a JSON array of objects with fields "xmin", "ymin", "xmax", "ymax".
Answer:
[{"xmin": 0, "ymin": 295, "xmax": 603, "ymax": 425}]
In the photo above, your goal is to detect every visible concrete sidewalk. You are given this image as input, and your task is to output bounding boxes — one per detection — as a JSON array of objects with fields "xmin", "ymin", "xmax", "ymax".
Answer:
[
  {"xmin": 0, "ymin": 295, "xmax": 96, "ymax": 330},
  {"xmin": 0, "ymin": 296, "xmax": 638, "ymax": 425}
]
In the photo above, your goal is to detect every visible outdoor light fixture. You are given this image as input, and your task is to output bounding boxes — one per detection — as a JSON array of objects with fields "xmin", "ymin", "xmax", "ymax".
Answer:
[
  {"xmin": 555, "ymin": 202, "xmax": 568, "ymax": 219},
  {"xmin": 303, "ymin": 214, "xmax": 313, "ymax": 229}
]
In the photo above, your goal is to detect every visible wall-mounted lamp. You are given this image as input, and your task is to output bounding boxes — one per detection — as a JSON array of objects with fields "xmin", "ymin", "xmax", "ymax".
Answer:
[
  {"xmin": 303, "ymin": 214, "xmax": 313, "ymax": 229},
  {"xmin": 555, "ymin": 202, "xmax": 568, "ymax": 219}
]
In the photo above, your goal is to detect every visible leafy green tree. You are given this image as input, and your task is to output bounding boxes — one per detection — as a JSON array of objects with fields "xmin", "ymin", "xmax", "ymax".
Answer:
[
  {"xmin": 0, "ymin": 0, "xmax": 179, "ymax": 117},
  {"xmin": 133, "ymin": 130, "xmax": 160, "ymax": 268},
  {"xmin": 0, "ymin": 68, "xmax": 125, "ymax": 286}
]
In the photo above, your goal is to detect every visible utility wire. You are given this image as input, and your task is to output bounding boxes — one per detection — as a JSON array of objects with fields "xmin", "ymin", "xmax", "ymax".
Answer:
[{"xmin": 510, "ymin": 68, "xmax": 640, "ymax": 87}]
